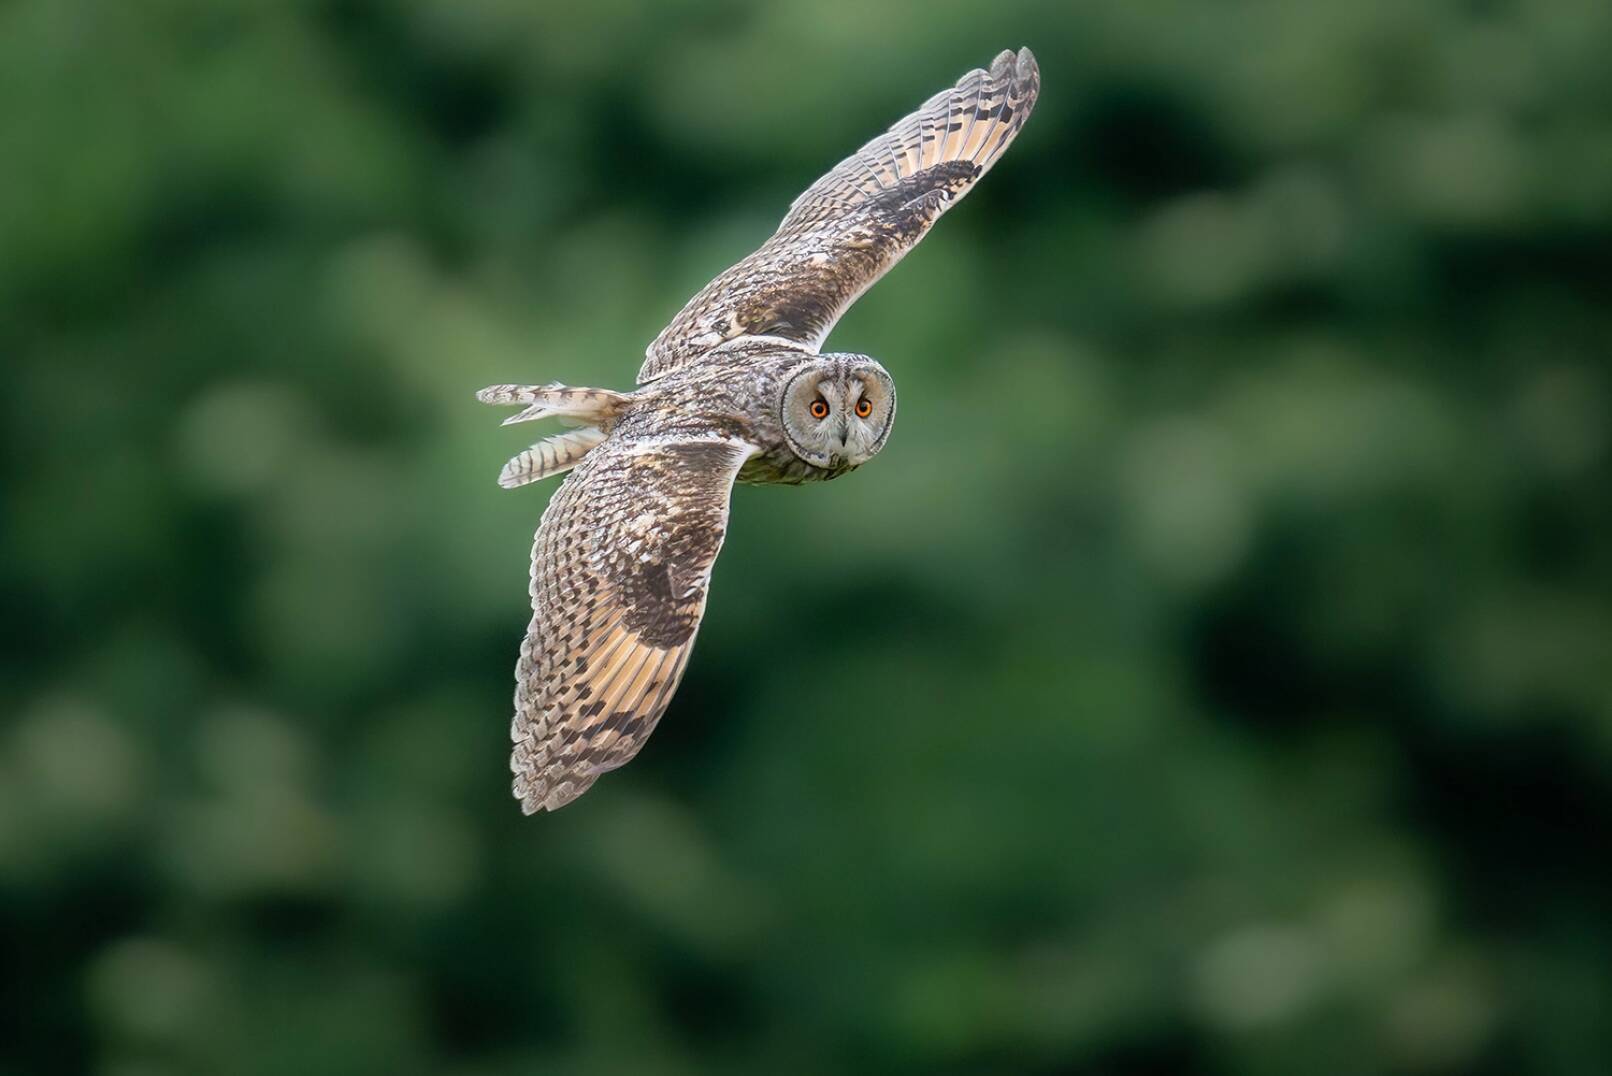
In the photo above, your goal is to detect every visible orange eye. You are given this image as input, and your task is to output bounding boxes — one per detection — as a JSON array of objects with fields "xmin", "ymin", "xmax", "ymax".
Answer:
[
  {"xmin": 854, "ymin": 397, "xmax": 873, "ymax": 418},
  {"xmin": 809, "ymin": 398, "xmax": 829, "ymax": 420}
]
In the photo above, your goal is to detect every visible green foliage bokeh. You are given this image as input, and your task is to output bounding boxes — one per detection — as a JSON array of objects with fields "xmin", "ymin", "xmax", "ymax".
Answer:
[{"xmin": 3, "ymin": 1, "xmax": 1611, "ymax": 1074}]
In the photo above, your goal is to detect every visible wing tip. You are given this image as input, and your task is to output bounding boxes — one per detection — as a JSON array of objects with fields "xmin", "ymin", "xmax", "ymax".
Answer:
[
  {"xmin": 1015, "ymin": 46, "xmax": 1039, "ymax": 86},
  {"xmin": 986, "ymin": 46, "xmax": 1039, "ymax": 95},
  {"xmin": 943, "ymin": 48, "xmax": 1040, "ymax": 103},
  {"xmin": 513, "ymin": 767, "xmax": 593, "ymax": 813}
]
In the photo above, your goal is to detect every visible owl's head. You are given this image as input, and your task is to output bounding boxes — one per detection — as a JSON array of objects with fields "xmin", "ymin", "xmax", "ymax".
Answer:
[{"xmin": 778, "ymin": 354, "xmax": 896, "ymax": 471}]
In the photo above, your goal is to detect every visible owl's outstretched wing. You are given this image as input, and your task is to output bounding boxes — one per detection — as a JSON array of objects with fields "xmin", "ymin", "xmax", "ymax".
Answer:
[
  {"xmin": 510, "ymin": 435, "xmax": 755, "ymax": 813},
  {"xmin": 639, "ymin": 46, "xmax": 1040, "ymax": 384}
]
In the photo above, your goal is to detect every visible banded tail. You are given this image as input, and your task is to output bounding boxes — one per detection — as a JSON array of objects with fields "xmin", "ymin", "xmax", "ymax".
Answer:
[{"xmin": 476, "ymin": 383, "xmax": 632, "ymax": 486}]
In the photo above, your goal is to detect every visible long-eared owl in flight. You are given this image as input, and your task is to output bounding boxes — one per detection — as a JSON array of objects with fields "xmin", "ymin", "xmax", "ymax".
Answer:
[{"xmin": 479, "ymin": 48, "xmax": 1040, "ymax": 812}]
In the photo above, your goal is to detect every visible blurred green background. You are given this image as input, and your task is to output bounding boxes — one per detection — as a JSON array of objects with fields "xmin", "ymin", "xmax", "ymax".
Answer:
[{"xmin": 4, "ymin": 1, "xmax": 1612, "ymax": 1073}]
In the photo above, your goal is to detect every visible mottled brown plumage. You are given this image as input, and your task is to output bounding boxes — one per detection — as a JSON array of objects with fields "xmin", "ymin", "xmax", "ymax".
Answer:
[
  {"xmin": 641, "ymin": 46, "xmax": 1042, "ymax": 380},
  {"xmin": 509, "ymin": 437, "xmax": 751, "ymax": 810},
  {"xmin": 481, "ymin": 48, "xmax": 1040, "ymax": 812}
]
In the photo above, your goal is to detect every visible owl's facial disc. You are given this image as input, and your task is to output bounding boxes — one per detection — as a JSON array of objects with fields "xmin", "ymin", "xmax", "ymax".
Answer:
[{"xmin": 779, "ymin": 356, "xmax": 896, "ymax": 471}]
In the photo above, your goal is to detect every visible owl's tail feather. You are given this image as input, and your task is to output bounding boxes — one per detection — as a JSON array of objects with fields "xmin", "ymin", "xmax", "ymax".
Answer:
[
  {"xmin": 475, "ymin": 383, "xmax": 633, "ymax": 427},
  {"xmin": 477, "ymin": 382, "xmax": 631, "ymax": 487},
  {"xmin": 498, "ymin": 427, "xmax": 608, "ymax": 488}
]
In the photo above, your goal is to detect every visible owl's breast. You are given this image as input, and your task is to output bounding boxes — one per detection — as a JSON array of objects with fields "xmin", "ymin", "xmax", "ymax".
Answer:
[{"xmin": 737, "ymin": 444, "xmax": 858, "ymax": 486}]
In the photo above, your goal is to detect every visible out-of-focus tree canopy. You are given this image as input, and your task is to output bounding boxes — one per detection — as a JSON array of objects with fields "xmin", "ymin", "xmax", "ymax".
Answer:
[{"xmin": 3, "ymin": 1, "xmax": 1610, "ymax": 1073}]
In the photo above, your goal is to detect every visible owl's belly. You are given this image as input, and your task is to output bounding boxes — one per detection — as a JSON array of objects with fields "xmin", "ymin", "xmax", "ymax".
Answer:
[{"xmin": 737, "ymin": 446, "xmax": 856, "ymax": 486}]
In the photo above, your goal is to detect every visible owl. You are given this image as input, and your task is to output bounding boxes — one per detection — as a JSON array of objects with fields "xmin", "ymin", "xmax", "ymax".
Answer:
[{"xmin": 480, "ymin": 47, "xmax": 1040, "ymax": 812}]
